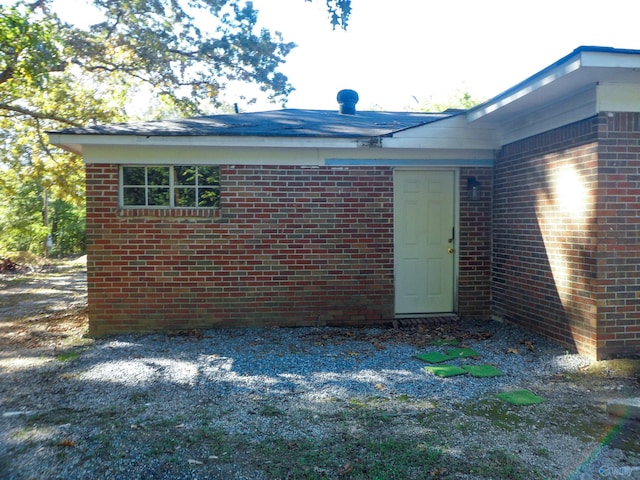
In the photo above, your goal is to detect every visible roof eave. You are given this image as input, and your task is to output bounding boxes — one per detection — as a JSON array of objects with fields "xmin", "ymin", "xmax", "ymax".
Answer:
[
  {"xmin": 466, "ymin": 46, "xmax": 640, "ymax": 123},
  {"xmin": 47, "ymin": 133, "xmax": 371, "ymax": 153}
]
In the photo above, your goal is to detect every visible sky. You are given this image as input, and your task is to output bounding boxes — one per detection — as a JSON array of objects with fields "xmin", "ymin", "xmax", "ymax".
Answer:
[
  {"xmin": 20, "ymin": 0, "xmax": 640, "ymax": 112},
  {"xmin": 246, "ymin": 0, "xmax": 640, "ymax": 112}
]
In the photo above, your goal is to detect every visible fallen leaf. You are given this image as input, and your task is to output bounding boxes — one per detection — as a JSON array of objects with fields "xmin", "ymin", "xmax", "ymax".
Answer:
[
  {"xmin": 59, "ymin": 438, "xmax": 76, "ymax": 448},
  {"xmin": 477, "ymin": 331, "xmax": 494, "ymax": 339},
  {"xmin": 187, "ymin": 459, "xmax": 203, "ymax": 465},
  {"xmin": 507, "ymin": 348, "xmax": 519, "ymax": 354},
  {"xmin": 338, "ymin": 460, "xmax": 354, "ymax": 476},
  {"xmin": 374, "ymin": 383, "xmax": 385, "ymax": 391},
  {"xmin": 176, "ymin": 423, "xmax": 185, "ymax": 429},
  {"xmin": 373, "ymin": 341, "xmax": 386, "ymax": 350}
]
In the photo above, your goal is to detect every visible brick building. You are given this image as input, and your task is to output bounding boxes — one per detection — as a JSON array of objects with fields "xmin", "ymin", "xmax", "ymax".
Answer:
[{"xmin": 50, "ymin": 46, "xmax": 640, "ymax": 359}]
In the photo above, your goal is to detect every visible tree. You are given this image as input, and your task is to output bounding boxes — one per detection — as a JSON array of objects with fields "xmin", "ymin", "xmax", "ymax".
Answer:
[
  {"xmin": 0, "ymin": 0, "xmax": 298, "ymax": 255},
  {"xmin": 0, "ymin": 0, "xmax": 354, "ymax": 256},
  {"xmin": 409, "ymin": 89, "xmax": 485, "ymax": 113},
  {"xmin": 314, "ymin": 0, "xmax": 352, "ymax": 30}
]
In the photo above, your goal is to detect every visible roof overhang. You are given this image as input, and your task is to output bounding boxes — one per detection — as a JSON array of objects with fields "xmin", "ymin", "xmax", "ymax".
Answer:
[
  {"xmin": 48, "ymin": 109, "xmax": 449, "ymax": 155},
  {"xmin": 48, "ymin": 46, "xmax": 640, "ymax": 157},
  {"xmin": 47, "ymin": 132, "xmax": 371, "ymax": 156},
  {"xmin": 467, "ymin": 46, "xmax": 640, "ymax": 125}
]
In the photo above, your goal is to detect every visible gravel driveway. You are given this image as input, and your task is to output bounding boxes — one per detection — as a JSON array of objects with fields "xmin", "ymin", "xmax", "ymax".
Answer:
[{"xmin": 1, "ymin": 258, "xmax": 639, "ymax": 479}]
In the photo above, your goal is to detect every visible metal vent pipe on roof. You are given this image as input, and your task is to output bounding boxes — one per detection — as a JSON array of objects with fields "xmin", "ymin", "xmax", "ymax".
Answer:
[{"xmin": 337, "ymin": 89, "xmax": 359, "ymax": 115}]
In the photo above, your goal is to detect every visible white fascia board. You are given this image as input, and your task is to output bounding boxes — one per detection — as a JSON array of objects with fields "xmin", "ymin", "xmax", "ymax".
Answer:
[
  {"xmin": 83, "ymin": 144, "xmax": 324, "ymax": 166},
  {"xmin": 48, "ymin": 133, "xmax": 362, "ymax": 154},
  {"xmin": 81, "ymin": 143, "xmax": 495, "ymax": 168},
  {"xmin": 581, "ymin": 50, "xmax": 640, "ymax": 69},
  {"xmin": 467, "ymin": 57, "xmax": 582, "ymax": 123}
]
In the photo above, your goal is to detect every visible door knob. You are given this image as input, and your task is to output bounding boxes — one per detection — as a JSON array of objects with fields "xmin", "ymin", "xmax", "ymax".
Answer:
[{"xmin": 448, "ymin": 247, "xmax": 454, "ymax": 254}]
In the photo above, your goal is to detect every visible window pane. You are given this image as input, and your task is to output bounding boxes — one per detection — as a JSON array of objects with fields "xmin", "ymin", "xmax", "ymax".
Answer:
[
  {"xmin": 123, "ymin": 187, "xmax": 146, "ymax": 205},
  {"xmin": 199, "ymin": 166, "xmax": 220, "ymax": 186},
  {"xmin": 123, "ymin": 167, "xmax": 145, "ymax": 186},
  {"xmin": 121, "ymin": 165, "xmax": 220, "ymax": 209},
  {"xmin": 198, "ymin": 187, "xmax": 220, "ymax": 207},
  {"xmin": 148, "ymin": 167, "xmax": 170, "ymax": 186},
  {"xmin": 148, "ymin": 187, "xmax": 170, "ymax": 206},
  {"xmin": 175, "ymin": 166, "xmax": 196, "ymax": 186},
  {"xmin": 175, "ymin": 187, "xmax": 196, "ymax": 207}
]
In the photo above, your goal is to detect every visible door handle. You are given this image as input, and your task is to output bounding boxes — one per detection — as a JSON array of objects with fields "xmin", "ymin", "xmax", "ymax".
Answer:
[{"xmin": 448, "ymin": 247, "xmax": 454, "ymax": 254}]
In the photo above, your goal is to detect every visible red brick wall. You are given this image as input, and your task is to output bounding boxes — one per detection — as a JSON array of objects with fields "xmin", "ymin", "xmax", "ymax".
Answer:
[
  {"xmin": 86, "ymin": 165, "xmax": 396, "ymax": 335},
  {"xmin": 86, "ymin": 164, "xmax": 492, "ymax": 335},
  {"xmin": 493, "ymin": 117, "xmax": 600, "ymax": 356},
  {"xmin": 459, "ymin": 167, "xmax": 492, "ymax": 319},
  {"xmin": 493, "ymin": 114, "xmax": 640, "ymax": 359},
  {"xmin": 595, "ymin": 113, "xmax": 640, "ymax": 358}
]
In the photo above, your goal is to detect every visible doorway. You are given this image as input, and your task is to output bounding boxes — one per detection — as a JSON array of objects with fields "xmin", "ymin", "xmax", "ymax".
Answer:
[{"xmin": 394, "ymin": 170, "xmax": 456, "ymax": 314}]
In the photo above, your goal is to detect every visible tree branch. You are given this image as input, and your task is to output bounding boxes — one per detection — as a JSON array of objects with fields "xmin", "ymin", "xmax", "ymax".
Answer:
[
  {"xmin": 0, "ymin": 67, "xmax": 14, "ymax": 85},
  {"xmin": 0, "ymin": 102, "xmax": 83, "ymax": 127}
]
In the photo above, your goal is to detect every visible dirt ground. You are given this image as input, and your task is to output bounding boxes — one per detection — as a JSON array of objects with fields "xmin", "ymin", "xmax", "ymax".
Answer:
[
  {"xmin": 1, "ymin": 257, "xmax": 639, "ymax": 479},
  {"xmin": 0, "ymin": 256, "xmax": 89, "ymax": 356}
]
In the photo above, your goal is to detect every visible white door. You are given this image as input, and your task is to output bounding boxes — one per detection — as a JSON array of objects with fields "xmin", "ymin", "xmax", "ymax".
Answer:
[{"xmin": 394, "ymin": 170, "xmax": 455, "ymax": 314}]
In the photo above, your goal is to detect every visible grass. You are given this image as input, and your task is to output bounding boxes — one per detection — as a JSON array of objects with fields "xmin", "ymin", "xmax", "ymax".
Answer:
[
  {"xmin": 468, "ymin": 448, "xmax": 546, "ymax": 480},
  {"xmin": 461, "ymin": 398, "xmax": 539, "ymax": 431},
  {"xmin": 2, "ymin": 257, "xmax": 636, "ymax": 478},
  {"xmin": 258, "ymin": 404, "xmax": 285, "ymax": 417},
  {"xmin": 8, "ymin": 399, "xmax": 551, "ymax": 479},
  {"xmin": 563, "ymin": 359, "xmax": 640, "ymax": 389},
  {"xmin": 578, "ymin": 359, "xmax": 640, "ymax": 379},
  {"xmin": 257, "ymin": 436, "xmax": 443, "ymax": 479},
  {"xmin": 15, "ymin": 396, "xmax": 628, "ymax": 479},
  {"xmin": 55, "ymin": 349, "xmax": 85, "ymax": 362}
]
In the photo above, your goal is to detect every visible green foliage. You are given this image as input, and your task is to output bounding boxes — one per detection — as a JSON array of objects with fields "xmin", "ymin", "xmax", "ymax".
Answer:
[
  {"xmin": 0, "ymin": 0, "xmax": 353, "ymax": 255},
  {"xmin": 321, "ymin": 0, "xmax": 352, "ymax": 30},
  {"xmin": 410, "ymin": 88, "xmax": 485, "ymax": 113},
  {"xmin": 50, "ymin": 199, "xmax": 86, "ymax": 256},
  {"xmin": 0, "ymin": 3, "xmax": 62, "ymax": 91},
  {"xmin": 0, "ymin": 178, "xmax": 48, "ymax": 254},
  {"xmin": 0, "ymin": 0, "xmax": 299, "ymax": 255},
  {"xmin": 64, "ymin": 0, "xmax": 295, "ymax": 115}
]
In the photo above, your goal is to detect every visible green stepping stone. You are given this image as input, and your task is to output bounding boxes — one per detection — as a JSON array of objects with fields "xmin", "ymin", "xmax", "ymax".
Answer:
[
  {"xmin": 424, "ymin": 365, "xmax": 468, "ymax": 378},
  {"xmin": 496, "ymin": 389, "xmax": 545, "ymax": 406},
  {"xmin": 414, "ymin": 352, "xmax": 454, "ymax": 364},
  {"xmin": 446, "ymin": 347, "xmax": 481, "ymax": 359},
  {"xmin": 462, "ymin": 365, "xmax": 504, "ymax": 378}
]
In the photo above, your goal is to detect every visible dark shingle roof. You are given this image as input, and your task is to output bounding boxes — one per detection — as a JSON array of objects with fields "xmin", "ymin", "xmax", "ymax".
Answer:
[{"xmin": 52, "ymin": 109, "xmax": 456, "ymax": 138}]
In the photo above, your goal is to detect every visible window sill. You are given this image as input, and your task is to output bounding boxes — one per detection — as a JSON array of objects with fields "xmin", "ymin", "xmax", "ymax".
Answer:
[{"xmin": 117, "ymin": 207, "xmax": 221, "ymax": 219}]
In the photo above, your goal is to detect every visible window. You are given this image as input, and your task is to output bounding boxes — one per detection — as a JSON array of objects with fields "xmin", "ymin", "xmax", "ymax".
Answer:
[{"xmin": 121, "ymin": 166, "xmax": 220, "ymax": 208}]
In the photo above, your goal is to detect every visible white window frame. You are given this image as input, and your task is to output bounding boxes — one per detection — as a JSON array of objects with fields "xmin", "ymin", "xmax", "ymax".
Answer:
[{"xmin": 119, "ymin": 165, "xmax": 220, "ymax": 208}]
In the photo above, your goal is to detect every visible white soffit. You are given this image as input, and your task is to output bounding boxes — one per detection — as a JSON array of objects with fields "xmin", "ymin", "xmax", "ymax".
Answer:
[{"xmin": 467, "ymin": 48, "xmax": 640, "ymax": 126}]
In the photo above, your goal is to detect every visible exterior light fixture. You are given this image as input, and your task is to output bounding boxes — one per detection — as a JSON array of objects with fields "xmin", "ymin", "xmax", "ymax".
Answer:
[{"xmin": 467, "ymin": 176, "xmax": 481, "ymax": 201}]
